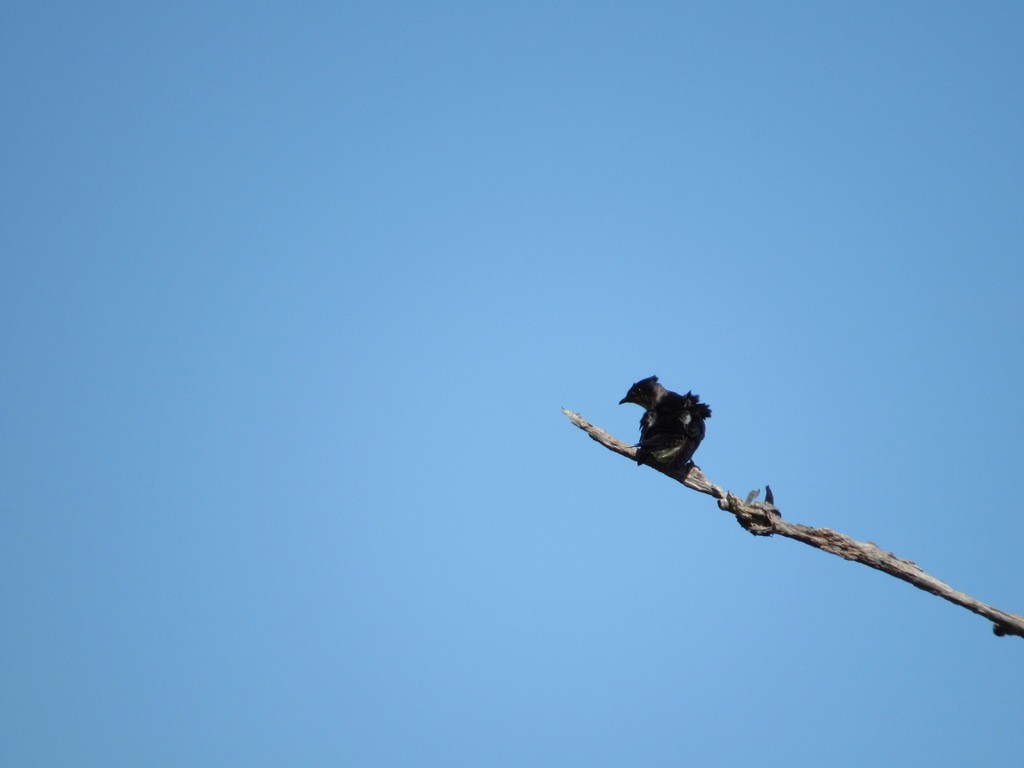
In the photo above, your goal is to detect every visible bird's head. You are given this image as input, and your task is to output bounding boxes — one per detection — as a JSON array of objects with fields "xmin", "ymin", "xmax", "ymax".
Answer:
[{"xmin": 619, "ymin": 375, "xmax": 664, "ymax": 408}]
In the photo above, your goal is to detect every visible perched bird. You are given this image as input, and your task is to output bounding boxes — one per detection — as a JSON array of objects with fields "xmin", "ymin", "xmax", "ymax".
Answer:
[{"xmin": 619, "ymin": 375, "xmax": 712, "ymax": 470}]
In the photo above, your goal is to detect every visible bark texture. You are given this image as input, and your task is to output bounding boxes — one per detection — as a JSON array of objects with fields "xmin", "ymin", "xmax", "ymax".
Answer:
[{"xmin": 563, "ymin": 408, "xmax": 1024, "ymax": 639}]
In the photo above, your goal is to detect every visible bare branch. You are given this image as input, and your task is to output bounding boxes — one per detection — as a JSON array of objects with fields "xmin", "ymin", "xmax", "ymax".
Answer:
[{"xmin": 562, "ymin": 408, "xmax": 1024, "ymax": 640}]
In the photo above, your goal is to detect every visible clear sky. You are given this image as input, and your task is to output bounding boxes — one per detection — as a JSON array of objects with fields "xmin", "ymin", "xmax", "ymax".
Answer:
[{"xmin": 3, "ymin": 2, "xmax": 1023, "ymax": 766}]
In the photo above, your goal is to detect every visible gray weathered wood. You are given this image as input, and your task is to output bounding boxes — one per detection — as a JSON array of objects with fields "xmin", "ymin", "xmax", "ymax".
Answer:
[{"xmin": 563, "ymin": 408, "xmax": 1024, "ymax": 639}]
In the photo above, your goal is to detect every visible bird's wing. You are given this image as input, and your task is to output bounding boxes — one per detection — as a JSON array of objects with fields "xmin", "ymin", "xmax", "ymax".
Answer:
[
  {"xmin": 639, "ymin": 411, "xmax": 699, "ymax": 450},
  {"xmin": 657, "ymin": 394, "xmax": 706, "ymax": 440}
]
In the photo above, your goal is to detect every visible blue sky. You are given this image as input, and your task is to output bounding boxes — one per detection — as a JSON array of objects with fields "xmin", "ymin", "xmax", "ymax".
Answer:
[{"xmin": 2, "ymin": 2, "xmax": 1023, "ymax": 765}]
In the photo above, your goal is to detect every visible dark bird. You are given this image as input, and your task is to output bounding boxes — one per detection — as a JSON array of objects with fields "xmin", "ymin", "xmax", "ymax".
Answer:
[{"xmin": 619, "ymin": 375, "xmax": 711, "ymax": 471}]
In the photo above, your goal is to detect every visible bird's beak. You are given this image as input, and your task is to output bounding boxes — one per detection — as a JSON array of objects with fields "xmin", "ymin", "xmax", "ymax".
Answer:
[{"xmin": 618, "ymin": 397, "xmax": 628, "ymax": 405}]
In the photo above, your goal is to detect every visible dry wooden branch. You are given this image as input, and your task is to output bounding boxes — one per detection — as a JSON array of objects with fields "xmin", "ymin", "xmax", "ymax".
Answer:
[{"xmin": 563, "ymin": 407, "xmax": 1024, "ymax": 640}]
